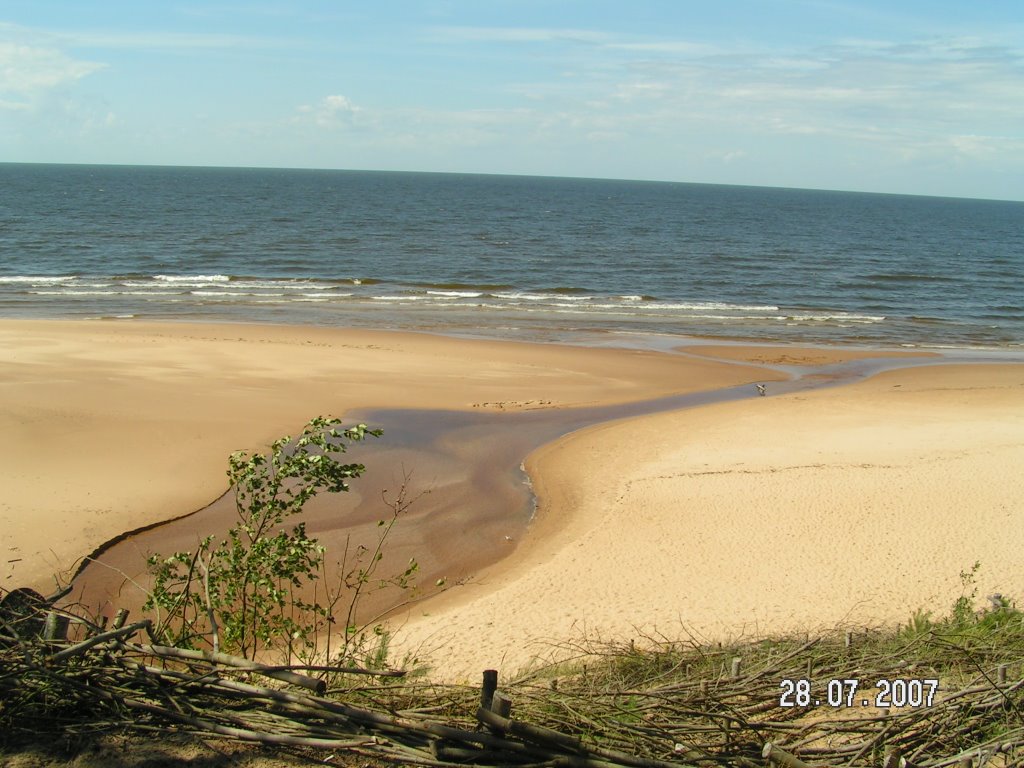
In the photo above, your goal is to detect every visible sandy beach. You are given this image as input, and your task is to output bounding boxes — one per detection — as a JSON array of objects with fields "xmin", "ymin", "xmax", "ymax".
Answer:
[
  {"xmin": 0, "ymin": 319, "xmax": 775, "ymax": 592},
  {"xmin": 393, "ymin": 360, "xmax": 1024, "ymax": 680},
  {"xmin": 2, "ymin": 319, "xmax": 1021, "ymax": 685}
]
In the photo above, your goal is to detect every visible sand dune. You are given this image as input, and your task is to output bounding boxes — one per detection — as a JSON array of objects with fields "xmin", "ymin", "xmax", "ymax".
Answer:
[{"xmin": 392, "ymin": 363, "xmax": 1024, "ymax": 680}]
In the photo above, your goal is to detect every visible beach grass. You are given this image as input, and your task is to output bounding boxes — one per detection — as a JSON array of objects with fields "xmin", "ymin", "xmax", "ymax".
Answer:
[{"xmin": 2, "ymin": 585, "xmax": 1023, "ymax": 766}]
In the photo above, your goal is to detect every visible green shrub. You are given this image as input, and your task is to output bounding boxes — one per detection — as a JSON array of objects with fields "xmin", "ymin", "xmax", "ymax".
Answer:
[{"xmin": 145, "ymin": 416, "xmax": 385, "ymax": 661}]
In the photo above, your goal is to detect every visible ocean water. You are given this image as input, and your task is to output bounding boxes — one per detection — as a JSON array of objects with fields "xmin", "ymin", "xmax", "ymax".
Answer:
[{"xmin": 1, "ymin": 163, "xmax": 1022, "ymax": 348}]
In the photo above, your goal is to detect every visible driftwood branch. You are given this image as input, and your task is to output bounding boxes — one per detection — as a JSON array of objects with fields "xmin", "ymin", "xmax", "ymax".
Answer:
[
  {"xmin": 134, "ymin": 643, "xmax": 328, "ymax": 693},
  {"xmin": 50, "ymin": 620, "xmax": 152, "ymax": 662},
  {"xmin": 4, "ymin": 590, "xmax": 1024, "ymax": 767}
]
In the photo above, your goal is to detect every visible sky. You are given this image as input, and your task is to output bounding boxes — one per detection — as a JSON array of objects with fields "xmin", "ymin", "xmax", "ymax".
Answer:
[{"xmin": 1, "ymin": 1, "xmax": 1023, "ymax": 200}]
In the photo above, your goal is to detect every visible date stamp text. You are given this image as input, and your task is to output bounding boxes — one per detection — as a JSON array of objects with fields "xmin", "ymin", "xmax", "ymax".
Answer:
[{"xmin": 778, "ymin": 678, "xmax": 939, "ymax": 708}]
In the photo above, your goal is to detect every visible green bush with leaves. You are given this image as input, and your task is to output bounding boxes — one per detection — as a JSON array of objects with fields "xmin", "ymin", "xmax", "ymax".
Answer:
[{"xmin": 145, "ymin": 416, "xmax": 391, "ymax": 662}]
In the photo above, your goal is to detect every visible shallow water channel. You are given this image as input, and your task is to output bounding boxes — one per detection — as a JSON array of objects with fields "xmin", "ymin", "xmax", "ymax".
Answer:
[{"xmin": 72, "ymin": 351, "xmax": 958, "ymax": 625}]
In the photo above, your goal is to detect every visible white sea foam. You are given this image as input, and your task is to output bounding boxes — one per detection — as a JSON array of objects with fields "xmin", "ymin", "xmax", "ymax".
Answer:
[
  {"xmin": 231, "ymin": 280, "xmax": 302, "ymax": 290},
  {"xmin": 644, "ymin": 302, "xmax": 780, "ymax": 312},
  {"xmin": 494, "ymin": 292, "xmax": 545, "ymax": 301},
  {"xmin": 31, "ymin": 289, "xmax": 181, "ymax": 297},
  {"xmin": 0, "ymin": 275, "xmax": 76, "ymax": 284},
  {"xmin": 786, "ymin": 312, "xmax": 885, "ymax": 323},
  {"xmin": 427, "ymin": 290, "xmax": 483, "ymax": 298},
  {"xmin": 29, "ymin": 290, "xmax": 113, "ymax": 296},
  {"xmin": 297, "ymin": 283, "xmax": 337, "ymax": 290},
  {"xmin": 539, "ymin": 307, "xmax": 635, "ymax": 317},
  {"xmin": 118, "ymin": 280, "xmax": 157, "ymax": 288},
  {"xmin": 154, "ymin": 274, "xmax": 231, "ymax": 283},
  {"xmin": 190, "ymin": 291, "xmax": 285, "ymax": 298},
  {"xmin": 494, "ymin": 292, "xmax": 591, "ymax": 302}
]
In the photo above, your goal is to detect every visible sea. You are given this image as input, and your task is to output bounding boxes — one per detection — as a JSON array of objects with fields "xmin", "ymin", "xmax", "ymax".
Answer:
[{"xmin": 2, "ymin": 162, "xmax": 1022, "ymax": 350}]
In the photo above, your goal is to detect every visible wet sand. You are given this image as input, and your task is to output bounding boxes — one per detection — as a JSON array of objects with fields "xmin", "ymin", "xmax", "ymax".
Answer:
[
  {"xmin": 1, "ymin": 319, "xmax": 776, "ymax": 595},
  {"xmin": 6, "ymin": 318, "xmax": 1019, "ymax": 686},
  {"xmin": 72, "ymin": 360, "xmax": 899, "ymax": 622},
  {"xmin": 391, "ymin": 361, "xmax": 1024, "ymax": 680}
]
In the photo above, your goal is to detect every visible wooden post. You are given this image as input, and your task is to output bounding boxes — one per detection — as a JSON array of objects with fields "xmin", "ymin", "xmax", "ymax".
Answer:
[
  {"xmin": 699, "ymin": 680, "xmax": 708, "ymax": 697},
  {"xmin": 845, "ymin": 631, "xmax": 853, "ymax": 648},
  {"xmin": 430, "ymin": 740, "xmax": 481, "ymax": 762},
  {"xmin": 477, "ymin": 708, "xmax": 583, "ymax": 753},
  {"xmin": 429, "ymin": 739, "xmax": 443, "ymax": 760},
  {"xmin": 730, "ymin": 657, "xmax": 742, "ymax": 678},
  {"xmin": 43, "ymin": 611, "xmax": 69, "ymax": 641},
  {"xmin": 112, "ymin": 608, "xmax": 129, "ymax": 630},
  {"xmin": 998, "ymin": 664, "xmax": 1008, "ymax": 685},
  {"xmin": 481, "ymin": 669, "xmax": 498, "ymax": 712},
  {"xmin": 491, "ymin": 690, "xmax": 512, "ymax": 718}
]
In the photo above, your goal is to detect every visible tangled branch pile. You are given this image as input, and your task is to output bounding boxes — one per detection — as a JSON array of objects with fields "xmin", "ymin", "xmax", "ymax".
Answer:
[
  {"xmin": 3, "ymin": 420, "xmax": 1021, "ymax": 766},
  {"xmin": 509, "ymin": 621, "xmax": 1024, "ymax": 768},
  {"xmin": 2, "ymin": 585, "xmax": 1024, "ymax": 768}
]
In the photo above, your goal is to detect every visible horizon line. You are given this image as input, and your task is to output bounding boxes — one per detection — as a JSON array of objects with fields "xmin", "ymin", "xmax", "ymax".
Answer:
[{"xmin": 3, "ymin": 160, "xmax": 1021, "ymax": 205}]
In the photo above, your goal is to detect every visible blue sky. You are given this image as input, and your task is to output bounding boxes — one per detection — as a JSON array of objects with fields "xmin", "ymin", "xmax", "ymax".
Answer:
[{"xmin": 2, "ymin": 1, "xmax": 1022, "ymax": 200}]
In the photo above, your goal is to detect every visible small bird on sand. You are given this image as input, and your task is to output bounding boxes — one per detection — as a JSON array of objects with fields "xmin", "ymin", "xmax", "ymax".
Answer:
[{"xmin": 756, "ymin": 384, "xmax": 767, "ymax": 396}]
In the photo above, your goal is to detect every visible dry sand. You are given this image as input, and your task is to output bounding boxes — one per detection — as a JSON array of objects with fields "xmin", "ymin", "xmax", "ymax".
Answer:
[
  {"xmin": 4, "ymin": 319, "xmax": 1021, "ymax": 688},
  {"xmin": 0, "ymin": 319, "xmax": 773, "ymax": 591},
  {"xmin": 676, "ymin": 342, "xmax": 936, "ymax": 367},
  {"xmin": 392, "ymin": 361, "xmax": 1024, "ymax": 680}
]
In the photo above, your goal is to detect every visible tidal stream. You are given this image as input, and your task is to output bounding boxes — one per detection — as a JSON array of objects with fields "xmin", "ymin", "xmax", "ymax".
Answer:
[{"xmin": 72, "ymin": 350, "xmax": 972, "ymax": 624}]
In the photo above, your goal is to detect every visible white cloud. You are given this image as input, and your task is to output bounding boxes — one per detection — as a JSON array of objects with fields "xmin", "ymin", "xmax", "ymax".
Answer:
[
  {"xmin": 295, "ymin": 94, "xmax": 362, "ymax": 127},
  {"xmin": 2, "ymin": 10, "xmax": 1016, "ymax": 197},
  {"xmin": 611, "ymin": 81, "xmax": 672, "ymax": 102},
  {"xmin": 50, "ymin": 30, "xmax": 279, "ymax": 52},
  {"xmin": 0, "ymin": 41, "xmax": 105, "ymax": 105},
  {"xmin": 0, "ymin": 19, "xmax": 287, "ymax": 55},
  {"xmin": 606, "ymin": 41, "xmax": 723, "ymax": 57},
  {"xmin": 354, "ymin": 28, "xmax": 1024, "ymax": 188},
  {"xmin": 761, "ymin": 57, "xmax": 831, "ymax": 72},
  {"xmin": 427, "ymin": 26, "xmax": 608, "ymax": 45},
  {"xmin": 322, "ymin": 95, "xmax": 358, "ymax": 113},
  {"xmin": 584, "ymin": 34, "xmax": 1023, "ymax": 156}
]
